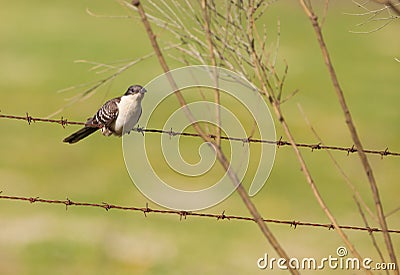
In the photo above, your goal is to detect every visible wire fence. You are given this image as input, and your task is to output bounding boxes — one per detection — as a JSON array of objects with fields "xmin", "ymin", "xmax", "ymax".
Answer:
[
  {"xmin": 1, "ymin": 113, "xmax": 399, "ymax": 157},
  {"xmin": 1, "ymin": 193, "xmax": 399, "ymax": 234},
  {"xmin": 1, "ymin": 112, "xmax": 399, "ymax": 234}
]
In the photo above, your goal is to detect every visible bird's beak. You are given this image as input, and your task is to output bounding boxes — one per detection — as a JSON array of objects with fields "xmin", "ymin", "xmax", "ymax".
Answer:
[{"xmin": 140, "ymin": 88, "xmax": 147, "ymax": 94}]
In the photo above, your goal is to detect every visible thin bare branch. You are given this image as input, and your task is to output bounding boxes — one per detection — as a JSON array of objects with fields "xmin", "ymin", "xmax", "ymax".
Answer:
[
  {"xmin": 297, "ymin": 104, "xmax": 378, "ymax": 223},
  {"xmin": 298, "ymin": 1, "xmax": 398, "ymax": 271},
  {"xmin": 347, "ymin": 0, "xmax": 400, "ymax": 33},
  {"xmin": 355, "ymin": 199, "xmax": 389, "ymax": 274},
  {"xmin": 248, "ymin": 2, "xmax": 370, "ymax": 272},
  {"xmin": 201, "ymin": 0, "xmax": 221, "ymax": 147},
  {"xmin": 386, "ymin": 206, "xmax": 400, "ymax": 217},
  {"xmin": 129, "ymin": 1, "xmax": 297, "ymax": 273}
]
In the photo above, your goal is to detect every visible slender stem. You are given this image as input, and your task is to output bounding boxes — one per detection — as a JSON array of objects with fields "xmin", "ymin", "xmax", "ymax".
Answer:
[
  {"xmin": 131, "ymin": 1, "xmax": 297, "ymax": 274},
  {"xmin": 132, "ymin": 0, "xmax": 209, "ymax": 142},
  {"xmin": 215, "ymin": 150, "xmax": 298, "ymax": 274},
  {"xmin": 246, "ymin": 3, "xmax": 371, "ymax": 273},
  {"xmin": 201, "ymin": 0, "xmax": 221, "ymax": 147},
  {"xmin": 355, "ymin": 199, "xmax": 389, "ymax": 275},
  {"xmin": 298, "ymin": 1, "xmax": 398, "ymax": 271},
  {"xmin": 298, "ymin": 105, "xmax": 377, "ymax": 223}
]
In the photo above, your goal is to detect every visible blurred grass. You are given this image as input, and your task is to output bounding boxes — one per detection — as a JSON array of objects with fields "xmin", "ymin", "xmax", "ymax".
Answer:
[{"xmin": 0, "ymin": 1, "xmax": 399, "ymax": 274}]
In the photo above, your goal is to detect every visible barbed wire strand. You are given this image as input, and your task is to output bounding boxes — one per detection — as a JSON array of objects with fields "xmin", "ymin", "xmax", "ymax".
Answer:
[
  {"xmin": 1, "ymin": 113, "xmax": 399, "ymax": 157},
  {"xmin": 0, "ymin": 193, "xmax": 399, "ymax": 234}
]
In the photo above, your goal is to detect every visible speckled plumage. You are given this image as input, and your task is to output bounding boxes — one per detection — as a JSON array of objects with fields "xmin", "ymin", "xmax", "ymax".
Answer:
[{"xmin": 63, "ymin": 85, "xmax": 146, "ymax": 144}]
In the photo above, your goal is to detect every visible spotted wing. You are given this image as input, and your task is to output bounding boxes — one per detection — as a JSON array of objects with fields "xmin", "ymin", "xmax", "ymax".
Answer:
[{"xmin": 85, "ymin": 98, "xmax": 120, "ymax": 128}]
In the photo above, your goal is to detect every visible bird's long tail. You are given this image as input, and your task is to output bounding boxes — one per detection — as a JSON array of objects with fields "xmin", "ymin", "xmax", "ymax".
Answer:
[{"xmin": 63, "ymin": 127, "xmax": 99, "ymax": 144}]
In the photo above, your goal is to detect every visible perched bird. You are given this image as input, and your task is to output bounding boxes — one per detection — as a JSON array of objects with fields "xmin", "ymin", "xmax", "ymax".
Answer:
[{"xmin": 63, "ymin": 85, "xmax": 146, "ymax": 144}]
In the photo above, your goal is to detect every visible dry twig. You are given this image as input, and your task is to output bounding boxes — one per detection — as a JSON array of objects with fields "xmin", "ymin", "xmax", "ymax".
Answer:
[
  {"xmin": 298, "ymin": 0, "xmax": 398, "ymax": 271},
  {"xmin": 129, "ymin": 1, "xmax": 297, "ymax": 273}
]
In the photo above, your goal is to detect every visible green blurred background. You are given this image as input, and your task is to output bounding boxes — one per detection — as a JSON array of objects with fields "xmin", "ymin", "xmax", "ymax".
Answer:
[{"xmin": 0, "ymin": 1, "xmax": 399, "ymax": 274}]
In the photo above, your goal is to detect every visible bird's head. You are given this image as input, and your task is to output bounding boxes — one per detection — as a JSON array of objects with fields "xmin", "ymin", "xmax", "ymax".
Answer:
[{"xmin": 124, "ymin": 85, "xmax": 147, "ymax": 97}]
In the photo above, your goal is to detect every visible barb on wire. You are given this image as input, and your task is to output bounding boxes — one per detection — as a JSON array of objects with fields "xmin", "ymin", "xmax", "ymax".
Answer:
[
  {"xmin": 1, "ymin": 113, "xmax": 399, "ymax": 157},
  {"xmin": 0, "ymin": 193, "xmax": 399, "ymax": 234},
  {"xmin": 0, "ymin": 113, "xmax": 85, "ymax": 127}
]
